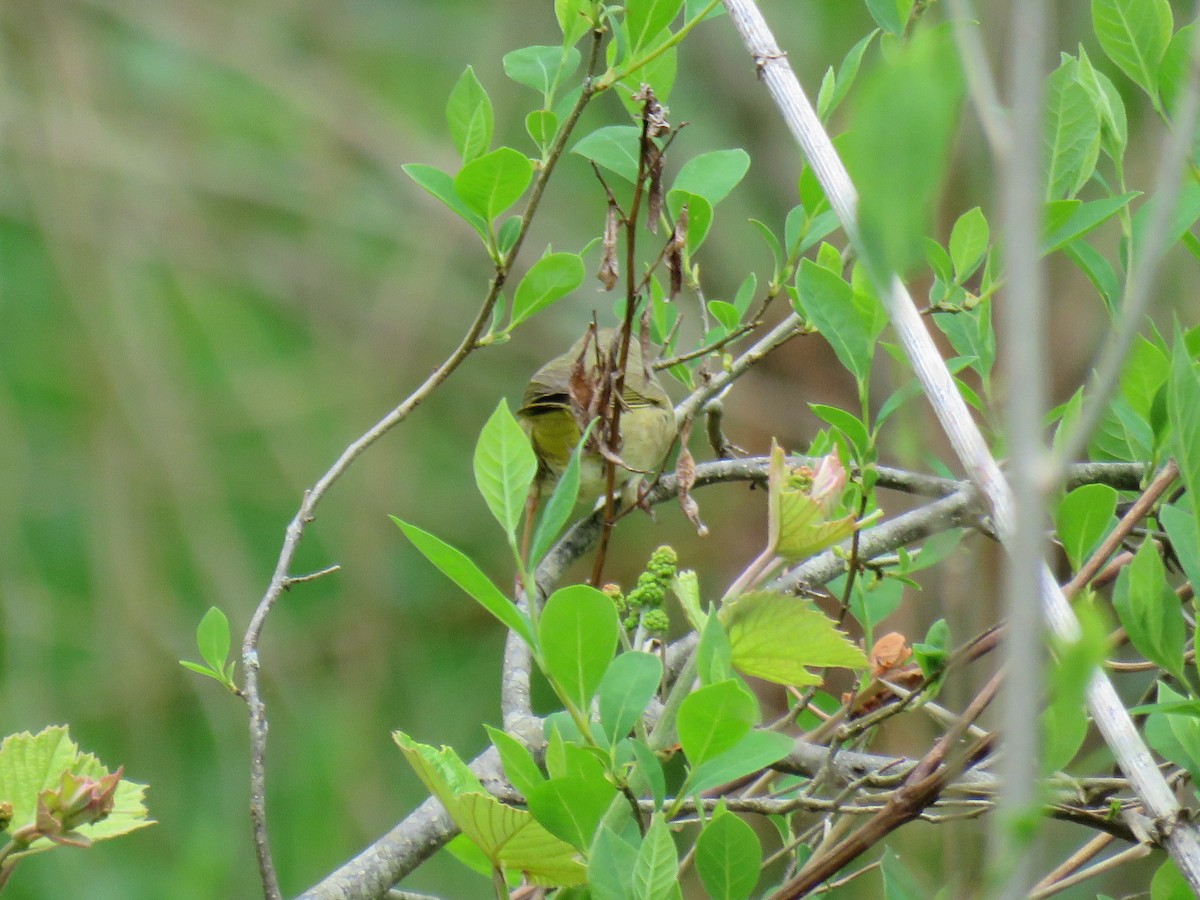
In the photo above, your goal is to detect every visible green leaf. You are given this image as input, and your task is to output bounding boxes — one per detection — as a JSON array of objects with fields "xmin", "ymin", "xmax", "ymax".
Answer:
[
  {"xmin": 528, "ymin": 421, "xmax": 593, "ymax": 567},
  {"xmin": 1160, "ymin": 23, "xmax": 1199, "ymax": 118},
  {"xmin": 632, "ymin": 813, "xmax": 678, "ymax": 900},
  {"xmin": 572, "ymin": 125, "xmax": 642, "ymax": 184},
  {"xmin": 687, "ymin": 729, "xmax": 793, "ymax": 794},
  {"xmin": 795, "ymin": 259, "xmax": 874, "ymax": 384},
  {"xmin": 454, "ymin": 148, "xmax": 534, "ymax": 223},
  {"xmin": 1160, "ymin": 504, "xmax": 1200, "ymax": 605},
  {"xmin": 557, "ymin": 0, "xmax": 594, "ymax": 47},
  {"xmin": 1121, "ymin": 335, "xmax": 1169, "ymax": 417},
  {"xmin": 526, "ymin": 109, "xmax": 559, "ymax": 150},
  {"xmin": 912, "ymin": 618, "xmax": 951, "ymax": 681},
  {"xmin": 1113, "ymin": 539, "xmax": 1185, "ymax": 680},
  {"xmin": 1092, "ymin": 0, "xmax": 1172, "ymax": 97},
  {"xmin": 0, "ymin": 726, "xmax": 155, "ymax": 853},
  {"xmin": 446, "ymin": 66, "xmax": 493, "ymax": 163},
  {"xmin": 504, "ymin": 46, "xmax": 580, "ymax": 98},
  {"xmin": 1170, "ymin": 333, "xmax": 1200, "ymax": 512},
  {"xmin": 809, "ymin": 403, "xmax": 871, "ymax": 462},
  {"xmin": 1041, "ymin": 193, "xmax": 1138, "ymax": 256},
  {"xmin": 599, "ymin": 652, "xmax": 663, "ymax": 746},
  {"xmin": 590, "ymin": 824, "xmax": 640, "ymax": 900},
  {"xmin": 695, "ymin": 811, "xmax": 761, "ymax": 900},
  {"xmin": 933, "ymin": 303, "xmax": 995, "ymax": 384},
  {"xmin": 1055, "ymin": 483, "xmax": 1118, "ymax": 570},
  {"xmin": 194, "ymin": 606, "xmax": 231, "ymax": 673},
  {"xmin": 510, "ymin": 253, "xmax": 586, "ymax": 329},
  {"xmin": 697, "ymin": 609, "xmax": 734, "ymax": 686},
  {"xmin": 673, "ymin": 191, "xmax": 713, "ymax": 253},
  {"xmin": 1088, "ymin": 394, "xmax": 1153, "ymax": 461},
  {"xmin": 708, "ymin": 300, "xmax": 741, "ymax": 333},
  {"xmin": 540, "ymin": 584, "xmax": 620, "ymax": 710},
  {"xmin": 844, "ymin": 29, "xmax": 963, "ymax": 277},
  {"xmin": 882, "ymin": 849, "xmax": 926, "ymax": 900},
  {"xmin": 403, "ymin": 163, "xmax": 488, "ymax": 239},
  {"xmin": 474, "ymin": 399, "xmax": 538, "ymax": 543},
  {"xmin": 677, "ymin": 679, "xmax": 757, "ymax": 765},
  {"xmin": 1062, "ymin": 240, "xmax": 1120, "ymax": 311},
  {"xmin": 847, "ymin": 576, "xmax": 905, "ymax": 641},
  {"xmin": 670, "ymin": 150, "xmax": 750, "ymax": 207},
  {"xmin": 1042, "ymin": 598, "xmax": 1107, "ymax": 771},
  {"xmin": 1078, "ymin": 46, "xmax": 1129, "ymax": 163},
  {"xmin": 394, "ymin": 733, "xmax": 586, "ymax": 886},
  {"xmin": 949, "ymin": 206, "xmax": 989, "ymax": 282},
  {"xmin": 1044, "ymin": 56, "xmax": 1102, "ymax": 200},
  {"xmin": 721, "ymin": 592, "xmax": 867, "ymax": 685},
  {"xmin": 527, "ymin": 765, "xmax": 619, "ymax": 852},
  {"xmin": 629, "ymin": 738, "xmax": 667, "ymax": 806},
  {"xmin": 1145, "ymin": 682, "xmax": 1200, "ymax": 782},
  {"xmin": 393, "ymin": 518, "xmax": 536, "ymax": 648},
  {"xmin": 823, "ymin": 30, "xmax": 879, "ymax": 120},
  {"xmin": 625, "ymin": 0, "xmax": 684, "ymax": 53},
  {"xmin": 485, "ymin": 725, "xmax": 545, "ymax": 799},
  {"xmin": 865, "ymin": 0, "xmax": 913, "ymax": 34},
  {"xmin": 1152, "ymin": 858, "xmax": 1193, "ymax": 900}
]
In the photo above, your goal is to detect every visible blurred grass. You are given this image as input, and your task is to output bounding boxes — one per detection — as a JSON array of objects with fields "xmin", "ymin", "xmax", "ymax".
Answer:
[{"xmin": 0, "ymin": 0, "xmax": 1189, "ymax": 896}]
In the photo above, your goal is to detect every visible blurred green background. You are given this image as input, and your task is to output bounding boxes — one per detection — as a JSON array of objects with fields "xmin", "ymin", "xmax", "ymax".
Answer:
[{"xmin": 0, "ymin": 1, "xmax": 1191, "ymax": 896}]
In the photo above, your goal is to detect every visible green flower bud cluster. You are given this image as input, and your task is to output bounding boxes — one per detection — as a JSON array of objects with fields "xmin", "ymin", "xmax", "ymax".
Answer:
[{"xmin": 623, "ymin": 545, "xmax": 677, "ymax": 634}]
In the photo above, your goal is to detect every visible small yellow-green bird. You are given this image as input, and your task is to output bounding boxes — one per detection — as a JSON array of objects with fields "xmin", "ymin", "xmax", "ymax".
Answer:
[{"xmin": 518, "ymin": 328, "xmax": 676, "ymax": 499}]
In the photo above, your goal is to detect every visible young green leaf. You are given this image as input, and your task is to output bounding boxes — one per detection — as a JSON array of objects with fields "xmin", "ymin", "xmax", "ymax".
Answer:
[
  {"xmin": 1091, "ymin": 0, "xmax": 1172, "ymax": 98},
  {"xmin": 625, "ymin": 0, "xmax": 684, "ymax": 54},
  {"xmin": 556, "ymin": 0, "xmax": 594, "ymax": 47},
  {"xmin": 794, "ymin": 259, "xmax": 874, "ymax": 384},
  {"xmin": 195, "ymin": 606, "xmax": 231, "ymax": 673},
  {"xmin": 843, "ymin": 29, "xmax": 963, "ymax": 277},
  {"xmin": 485, "ymin": 725, "xmax": 546, "ymax": 799},
  {"xmin": 393, "ymin": 518, "xmax": 536, "ymax": 648},
  {"xmin": 1112, "ymin": 539, "xmax": 1185, "ymax": 680},
  {"xmin": 403, "ymin": 163, "xmax": 489, "ymax": 239},
  {"xmin": 865, "ymin": 0, "xmax": 913, "ymax": 35},
  {"xmin": 632, "ymin": 813, "xmax": 679, "ymax": 900},
  {"xmin": 540, "ymin": 584, "xmax": 620, "ymax": 711},
  {"xmin": 526, "ymin": 109, "xmax": 559, "ymax": 151},
  {"xmin": 670, "ymin": 149, "xmax": 750, "ymax": 208},
  {"xmin": 677, "ymin": 679, "xmax": 757, "ymax": 765},
  {"xmin": 590, "ymin": 824, "xmax": 640, "ymax": 900},
  {"xmin": 446, "ymin": 66, "xmax": 494, "ymax": 163},
  {"xmin": 474, "ymin": 399, "xmax": 538, "ymax": 543},
  {"xmin": 527, "ymin": 766, "xmax": 619, "ymax": 852},
  {"xmin": 686, "ymin": 729, "xmax": 793, "ymax": 794},
  {"xmin": 1044, "ymin": 56, "xmax": 1102, "ymax": 200},
  {"xmin": 599, "ymin": 651, "xmax": 663, "ymax": 746},
  {"xmin": 394, "ymin": 733, "xmax": 586, "ymax": 885},
  {"xmin": 1169, "ymin": 333, "xmax": 1200, "ymax": 506},
  {"xmin": 1055, "ymin": 483, "xmax": 1118, "ymax": 571},
  {"xmin": 0, "ymin": 727, "xmax": 154, "ymax": 852},
  {"xmin": 527, "ymin": 422, "xmax": 593, "ymax": 568},
  {"xmin": 1160, "ymin": 504, "xmax": 1200, "ymax": 604},
  {"xmin": 948, "ymin": 207, "xmax": 989, "ymax": 282},
  {"xmin": 572, "ymin": 125, "xmax": 642, "ymax": 183},
  {"xmin": 697, "ymin": 609, "xmax": 733, "ymax": 686},
  {"xmin": 881, "ymin": 849, "xmax": 927, "ymax": 900},
  {"xmin": 504, "ymin": 45, "xmax": 580, "ymax": 99},
  {"xmin": 695, "ymin": 811, "xmax": 761, "ymax": 900},
  {"xmin": 1041, "ymin": 193, "xmax": 1139, "ymax": 255},
  {"xmin": 1151, "ymin": 858, "xmax": 1192, "ymax": 900},
  {"xmin": 510, "ymin": 252, "xmax": 586, "ymax": 329},
  {"xmin": 721, "ymin": 592, "xmax": 868, "ymax": 686},
  {"xmin": 454, "ymin": 148, "xmax": 534, "ymax": 223}
]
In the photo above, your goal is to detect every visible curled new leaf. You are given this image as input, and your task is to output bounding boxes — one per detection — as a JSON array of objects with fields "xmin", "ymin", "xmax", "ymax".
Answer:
[{"xmin": 767, "ymin": 441, "xmax": 862, "ymax": 561}]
